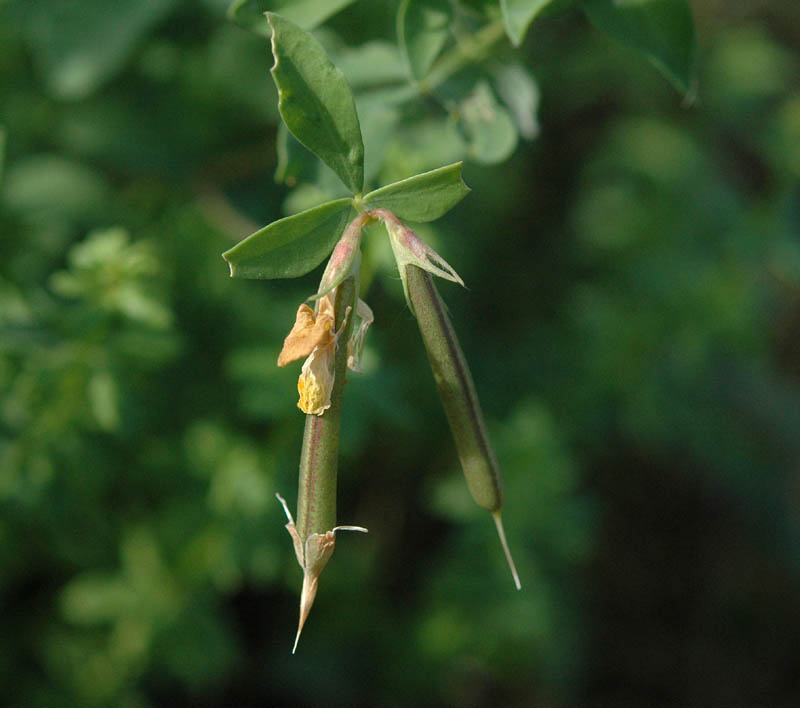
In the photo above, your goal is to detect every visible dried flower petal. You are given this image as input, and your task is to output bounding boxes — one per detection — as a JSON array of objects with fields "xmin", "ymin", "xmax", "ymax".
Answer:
[
  {"xmin": 277, "ymin": 303, "xmax": 335, "ymax": 367},
  {"xmin": 297, "ymin": 344, "xmax": 336, "ymax": 415},
  {"xmin": 347, "ymin": 298, "xmax": 374, "ymax": 372}
]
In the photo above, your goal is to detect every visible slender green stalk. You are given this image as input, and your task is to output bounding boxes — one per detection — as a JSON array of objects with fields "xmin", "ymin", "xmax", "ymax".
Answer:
[
  {"xmin": 407, "ymin": 264, "xmax": 521, "ymax": 589},
  {"xmin": 296, "ymin": 276, "xmax": 357, "ymax": 542},
  {"xmin": 364, "ymin": 20, "xmax": 508, "ymax": 106},
  {"xmin": 420, "ymin": 20, "xmax": 506, "ymax": 95}
]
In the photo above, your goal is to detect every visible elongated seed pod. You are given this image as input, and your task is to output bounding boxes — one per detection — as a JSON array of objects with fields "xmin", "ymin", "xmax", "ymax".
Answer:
[
  {"xmin": 407, "ymin": 264, "xmax": 520, "ymax": 589},
  {"xmin": 407, "ymin": 265, "xmax": 503, "ymax": 509},
  {"xmin": 296, "ymin": 276, "xmax": 357, "ymax": 542}
]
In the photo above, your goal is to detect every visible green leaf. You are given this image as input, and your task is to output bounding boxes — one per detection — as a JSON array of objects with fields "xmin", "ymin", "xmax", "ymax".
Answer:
[
  {"xmin": 363, "ymin": 163, "xmax": 470, "ymax": 222},
  {"xmin": 2, "ymin": 154, "xmax": 111, "ymax": 221},
  {"xmin": 357, "ymin": 97, "xmax": 401, "ymax": 185},
  {"xmin": 22, "ymin": 0, "xmax": 177, "ymax": 99},
  {"xmin": 274, "ymin": 122, "xmax": 317, "ymax": 186},
  {"xmin": 381, "ymin": 119, "xmax": 465, "ymax": 184},
  {"xmin": 222, "ymin": 199, "xmax": 353, "ymax": 279},
  {"xmin": 580, "ymin": 0, "xmax": 696, "ymax": 93},
  {"xmin": 283, "ymin": 184, "xmax": 341, "ymax": 217},
  {"xmin": 276, "ymin": 96, "xmax": 399, "ymax": 192},
  {"xmin": 500, "ymin": 0, "xmax": 557, "ymax": 47},
  {"xmin": 398, "ymin": 0, "xmax": 452, "ymax": 82},
  {"xmin": 275, "ymin": 125, "xmax": 352, "ymax": 204},
  {"xmin": 268, "ymin": 12, "xmax": 365, "ymax": 193},
  {"xmin": 491, "ymin": 61, "xmax": 540, "ymax": 140},
  {"xmin": 227, "ymin": 0, "xmax": 356, "ymax": 35},
  {"xmin": 330, "ymin": 41, "xmax": 408, "ymax": 91},
  {"xmin": 459, "ymin": 82, "xmax": 518, "ymax": 165}
]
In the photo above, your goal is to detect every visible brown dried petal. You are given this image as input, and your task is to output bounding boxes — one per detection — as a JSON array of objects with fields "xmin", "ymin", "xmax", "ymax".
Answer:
[{"xmin": 277, "ymin": 304, "xmax": 335, "ymax": 367}]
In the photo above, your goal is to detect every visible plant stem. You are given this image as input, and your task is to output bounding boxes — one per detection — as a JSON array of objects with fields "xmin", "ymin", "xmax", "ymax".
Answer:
[
  {"xmin": 373, "ymin": 19, "xmax": 507, "ymax": 106},
  {"xmin": 420, "ymin": 20, "xmax": 506, "ymax": 95}
]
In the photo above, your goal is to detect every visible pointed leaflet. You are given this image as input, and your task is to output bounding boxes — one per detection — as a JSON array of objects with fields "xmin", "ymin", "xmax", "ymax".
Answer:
[
  {"xmin": 268, "ymin": 13, "xmax": 365, "ymax": 193},
  {"xmin": 228, "ymin": 0, "xmax": 356, "ymax": 35},
  {"xmin": 363, "ymin": 163, "xmax": 470, "ymax": 223},
  {"xmin": 500, "ymin": 0, "xmax": 557, "ymax": 47},
  {"xmin": 222, "ymin": 199, "xmax": 353, "ymax": 279},
  {"xmin": 580, "ymin": 0, "xmax": 695, "ymax": 93},
  {"xmin": 397, "ymin": 0, "xmax": 452, "ymax": 82}
]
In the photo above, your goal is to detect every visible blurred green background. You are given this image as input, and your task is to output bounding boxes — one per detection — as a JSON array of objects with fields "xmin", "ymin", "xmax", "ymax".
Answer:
[{"xmin": 2, "ymin": 1, "xmax": 800, "ymax": 706}]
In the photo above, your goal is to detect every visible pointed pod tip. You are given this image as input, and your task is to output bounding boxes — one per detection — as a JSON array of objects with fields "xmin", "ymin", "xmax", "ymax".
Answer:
[
  {"xmin": 287, "ymin": 527, "xmax": 367, "ymax": 653},
  {"xmin": 292, "ymin": 570, "xmax": 320, "ymax": 654},
  {"xmin": 492, "ymin": 511, "xmax": 522, "ymax": 591}
]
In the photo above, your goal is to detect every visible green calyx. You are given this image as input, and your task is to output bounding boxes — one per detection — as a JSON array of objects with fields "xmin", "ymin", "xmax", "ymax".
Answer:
[{"xmin": 373, "ymin": 209, "xmax": 464, "ymax": 313}]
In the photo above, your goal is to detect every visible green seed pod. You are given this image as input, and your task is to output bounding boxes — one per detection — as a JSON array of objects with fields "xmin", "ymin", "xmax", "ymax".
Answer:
[
  {"xmin": 278, "ymin": 276, "xmax": 368, "ymax": 652},
  {"xmin": 407, "ymin": 265, "xmax": 502, "ymax": 509},
  {"xmin": 296, "ymin": 276, "xmax": 356, "ymax": 539},
  {"xmin": 407, "ymin": 264, "xmax": 520, "ymax": 589}
]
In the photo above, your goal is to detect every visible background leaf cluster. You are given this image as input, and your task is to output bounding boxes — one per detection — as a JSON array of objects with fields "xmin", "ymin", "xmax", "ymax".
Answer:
[{"xmin": 1, "ymin": 1, "xmax": 800, "ymax": 707}]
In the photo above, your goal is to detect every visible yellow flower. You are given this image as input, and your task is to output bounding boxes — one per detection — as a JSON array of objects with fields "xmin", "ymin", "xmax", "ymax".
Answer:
[
  {"xmin": 296, "ymin": 342, "xmax": 336, "ymax": 415},
  {"xmin": 277, "ymin": 295, "xmax": 339, "ymax": 416},
  {"xmin": 277, "ymin": 291, "xmax": 372, "ymax": 416},
  {"xmin": 276, "ymin": 297, "xmax": 335, "ymax": 368}
]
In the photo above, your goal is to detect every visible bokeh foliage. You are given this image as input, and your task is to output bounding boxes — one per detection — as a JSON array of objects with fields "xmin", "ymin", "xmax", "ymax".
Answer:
[{"xmin": 1, "ymin": 1, "xmax": 800, "ymax": 706}]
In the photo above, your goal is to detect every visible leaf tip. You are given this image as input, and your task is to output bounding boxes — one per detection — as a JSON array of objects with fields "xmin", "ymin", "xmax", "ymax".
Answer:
[
  {"xmin": 450, "ymin": 161, "xmax": 471, "ymax": 194},
  {"xmin": 221, "ymin": 250, "xmax": 236, "ymax": 278},
  {"xmin": 500, "ymin": 18, "xmax": 522, "ymax": 48}
]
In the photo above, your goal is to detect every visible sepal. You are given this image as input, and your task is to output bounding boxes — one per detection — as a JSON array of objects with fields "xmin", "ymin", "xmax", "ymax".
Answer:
[
  {"xmin": 276, "ymin": 493, "xmax": 368, "ymax": 653},
  {"xmin": 373, "ymin": 208, "xmax": 464, "ymax": 312}
]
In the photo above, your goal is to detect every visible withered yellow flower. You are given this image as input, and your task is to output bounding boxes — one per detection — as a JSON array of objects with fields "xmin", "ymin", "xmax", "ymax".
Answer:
[
  {"xmin": 277, "ymin": 298, "xmax": 336, "ymax": 367},
  {"xmin": 278, "ymin": 283, "xmax": 373, "ymax": 417},
  {"xmin": 297, "ymin": 344, "xmax": 336, "ymax": 415},
  {"xmin": 278, "ymin": 295, "xmax": 340, "ymax": 416}
]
